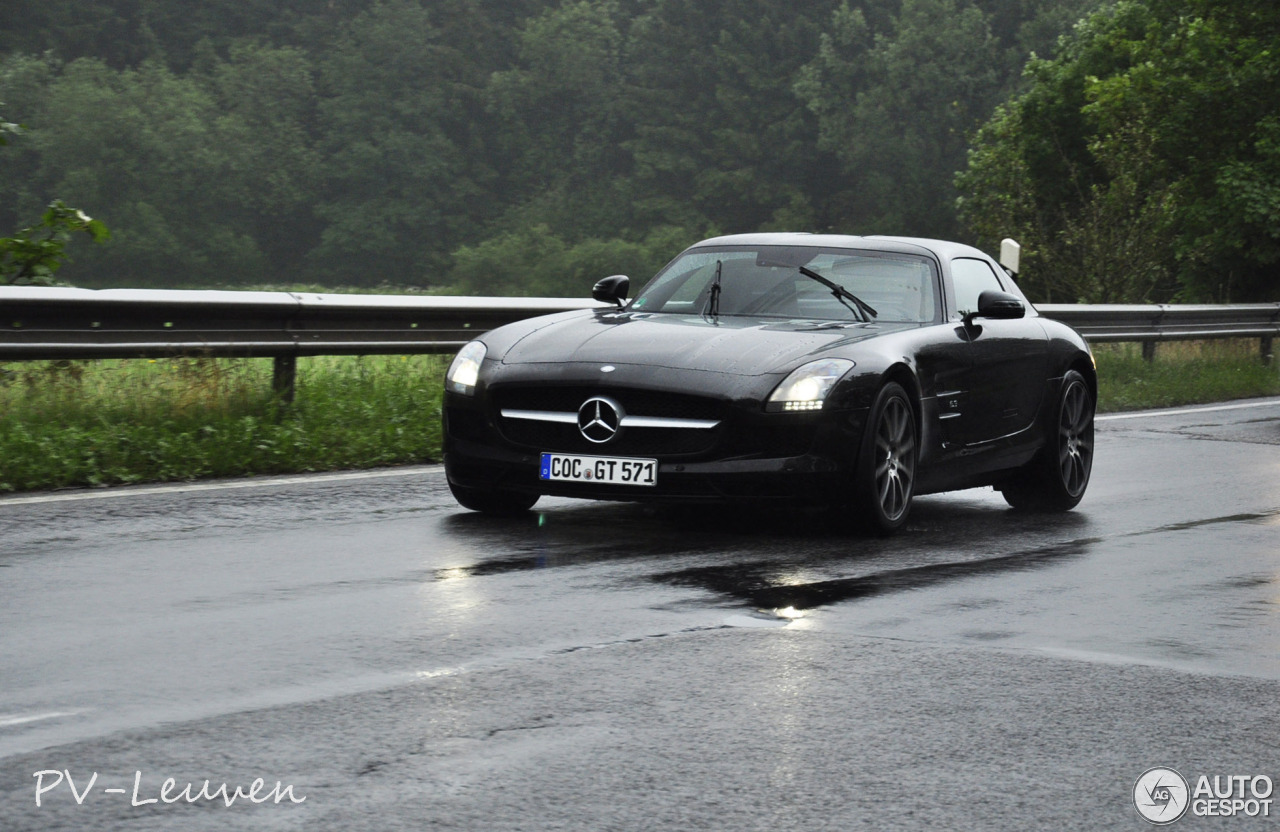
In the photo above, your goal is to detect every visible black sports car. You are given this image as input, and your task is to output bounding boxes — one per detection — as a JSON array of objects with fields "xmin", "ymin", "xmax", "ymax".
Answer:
[{"xmin": 443, "ymin": 233, "xmax": 1095, "ymax": 532}]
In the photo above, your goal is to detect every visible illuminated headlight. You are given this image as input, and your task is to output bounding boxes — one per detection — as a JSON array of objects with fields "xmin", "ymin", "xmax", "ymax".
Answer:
[
  {"xmin": 446, "ymin": 340, "xmax": 486, "ymax": 396},
  {"xmin": 766, "ymin": 359, "xmax": 854, "ymax": 413}
]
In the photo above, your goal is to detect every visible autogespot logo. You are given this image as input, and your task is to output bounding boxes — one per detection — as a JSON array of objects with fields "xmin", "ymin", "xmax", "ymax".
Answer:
[{"xmin": 1134, "ymin": 767, "xmax": 1191, "ymax": 825}]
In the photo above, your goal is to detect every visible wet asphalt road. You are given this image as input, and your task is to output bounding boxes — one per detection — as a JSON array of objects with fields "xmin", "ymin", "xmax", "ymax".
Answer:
[{"xmin": 1, "ymin": 398, "xmax": 1279, "ymax": 830}]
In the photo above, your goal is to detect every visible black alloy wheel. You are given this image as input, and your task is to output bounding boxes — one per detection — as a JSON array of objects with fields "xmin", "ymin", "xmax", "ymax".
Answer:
[
  {"xmin": 852, "ymin": 381, "xmax": 917, "ymax": 533},
  {"xmin": 1058, "ymin": 375, "xmax": 1093, "ymax": 497},
  {"xmin": 1001, "ymin": 369, "xmax": 1094, "ymax": 511}
]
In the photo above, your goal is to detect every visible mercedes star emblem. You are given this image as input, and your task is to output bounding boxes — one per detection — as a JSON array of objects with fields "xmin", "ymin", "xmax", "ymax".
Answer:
[{"xmin": 578, "ymin": 396, "xmax": 624, "ymax": 444}]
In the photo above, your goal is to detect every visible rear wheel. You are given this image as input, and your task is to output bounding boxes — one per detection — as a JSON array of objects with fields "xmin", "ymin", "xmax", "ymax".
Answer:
[
  {"xmin": 846, "ymin": 382, "xmax": 917, "ymax": 534},
  {"xmin": 1000, "ymin": 369, "xmax": 1094, "ymax": 511},
  {"xmin": 448, "ymin": 482, "xmax": 539, "ymax": 515}
]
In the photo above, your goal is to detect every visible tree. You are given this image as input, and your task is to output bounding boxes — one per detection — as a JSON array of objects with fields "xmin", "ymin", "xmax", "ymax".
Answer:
[
  {"xmin": 483, "ymin": 0, "xmax": 636, "ymax": 241},
  {"xmin": 308, "ymin": 0, "xmax": 510, "ymax": 287},
  {"xmin": 0, "ymin": 0, "xmax": 379, "ymax": 71},
  {"xmin": 959, "ymin": 0, "xmax": 1280, "ymax": 302},
  {"xmin": 24, "ymin": 59, "xmax": 269, "ymax": 286},
  {"xmin": 0, "ymin": 0, "xmax": 1116, "ymax": 293},
  {"xmin": 450, "ymin": 224, "xmax": 695, "ymax": 297},
  {"xmin": 796, "ymin": 0, "xmax": 1101, "ymax": 239},
  {"xmin": 623, "ymin": 0, "xmax": 841, "ymax": 234},
  {"xmin": 797, "ymin": 0, "xmax": 1002, "ymax": 237},
  {"xmin": 203, "ymin": 42, "xmax": 322, "ymax": 274}
]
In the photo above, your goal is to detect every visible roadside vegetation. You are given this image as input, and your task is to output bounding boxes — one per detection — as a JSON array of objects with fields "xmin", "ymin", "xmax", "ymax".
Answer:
[
  {"xmin": 0, "ymin": 355, "xmax": 444, "ymax": 492},
  {"xmin": 1, "ymin": 343, "xmax": 1276, "ymax": 493},
  {"xmin": 1094, "ymin": 341, "xmax": 1280, "ymax": 412}
]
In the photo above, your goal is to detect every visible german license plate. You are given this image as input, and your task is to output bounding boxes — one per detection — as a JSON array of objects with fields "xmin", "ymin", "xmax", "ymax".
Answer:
[{"xmin": 539, "ymin": 453, "xmax": 658, "ymax": 486}]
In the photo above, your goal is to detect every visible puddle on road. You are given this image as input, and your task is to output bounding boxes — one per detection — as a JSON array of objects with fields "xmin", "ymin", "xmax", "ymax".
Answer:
[
  {"xmin": 1139, "ymin": 509, "xmax": 1280, "ymax": 535},
  {"xmin": 649, "ymin": 538, "xmax": 1100, "ymax": 611}
]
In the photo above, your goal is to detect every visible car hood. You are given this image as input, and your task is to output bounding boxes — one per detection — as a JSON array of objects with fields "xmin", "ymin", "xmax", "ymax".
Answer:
[{"xmin": 500, "ymin": 312, "xmax": 913, "ymax": 376}]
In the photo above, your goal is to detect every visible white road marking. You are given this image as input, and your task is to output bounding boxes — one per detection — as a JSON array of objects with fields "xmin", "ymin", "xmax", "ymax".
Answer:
[
  {"xmin": 0, "ymin": 711, "xmax": 77, "ymax": 728},
  {"xmin": 1097, "ymin": 398, "xmax": 1280, "ymax": 422},
  {"xmin": 0, "ymin": 466, "xmax": 443, "ymax": 507}
]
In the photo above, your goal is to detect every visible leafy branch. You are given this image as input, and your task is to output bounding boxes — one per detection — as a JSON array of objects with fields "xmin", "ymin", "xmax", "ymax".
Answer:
[{"xmin": 0, "ymin": 201, "xmax": 111, "ymax": 286}]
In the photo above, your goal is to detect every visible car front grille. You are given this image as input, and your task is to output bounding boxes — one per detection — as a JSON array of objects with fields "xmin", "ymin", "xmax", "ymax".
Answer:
[
  {"xmin": 486, "ymin": 384, "xmax": 819, "ymax": 460},
  {"xmin": 492, "ymin": 386, "xmax": 722, "ymax": 421},
  {"xmin": 491, "ymin": 385, "xmax": 724, "ymax": 457}
]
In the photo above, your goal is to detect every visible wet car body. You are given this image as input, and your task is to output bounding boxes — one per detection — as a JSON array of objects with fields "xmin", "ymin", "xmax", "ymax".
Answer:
[{"xmin": 443, "ymin": 233, "xmax": 1096, "ymax": 530}]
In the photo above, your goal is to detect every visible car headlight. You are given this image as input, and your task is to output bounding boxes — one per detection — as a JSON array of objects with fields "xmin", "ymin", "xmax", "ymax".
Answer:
[
  {"xmin": 446, "ymin": 340, "xmax": 487, "ymax": 396},
  {"xmin": 766, "ymin": 358, "xmax": 854, "ymax": 412}
]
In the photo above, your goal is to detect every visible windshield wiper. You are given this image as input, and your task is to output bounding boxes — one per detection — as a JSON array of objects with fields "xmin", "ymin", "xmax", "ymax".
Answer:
[
  {"xmin": 797, "ymin": 265, "xmax": 877, "ymax": 322},
  {"xmin": 702, "ymin": 260, "xmax": 723, "ymax": 320}
]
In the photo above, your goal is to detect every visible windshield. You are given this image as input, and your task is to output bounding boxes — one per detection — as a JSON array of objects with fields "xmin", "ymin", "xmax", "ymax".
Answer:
[{"xmin": 631, "ymin": 245, "xmax": 939, "ymax": 323}]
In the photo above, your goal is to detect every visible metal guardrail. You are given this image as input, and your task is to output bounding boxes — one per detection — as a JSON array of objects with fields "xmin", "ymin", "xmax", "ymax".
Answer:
[
  {"xmin": 1038, "ymin": 303, "xmax": 1280, "ymax": 343},
  {"xmin": 1, "ymin": 288, "xmax": 1276, "ymax": 398},
  {"xmin": 0, "ymin": 286, "xmax": 604, "ymax": 359},
  {"xmin": 0, "ymin": 287, "xmax": 605, "ymax": 399},
  {"xmin": 1038, "ymin": 302, "xmax": 1280, "ymax": 362}
]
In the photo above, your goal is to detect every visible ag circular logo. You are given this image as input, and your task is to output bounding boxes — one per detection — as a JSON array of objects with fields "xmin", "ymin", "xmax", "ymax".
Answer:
[
  {"xmin": 1134, "ymin": 767, "xmax": 1190, "ymax": 825},
  {"xmin": 577, "ymin": 396, "xmax": 623, "ymax": 444}
]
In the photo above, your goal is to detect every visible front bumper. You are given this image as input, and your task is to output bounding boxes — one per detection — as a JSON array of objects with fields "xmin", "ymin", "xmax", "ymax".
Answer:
[{"xmin": 443, "ymin": 391, "xmax": 870, "ymax": 504}]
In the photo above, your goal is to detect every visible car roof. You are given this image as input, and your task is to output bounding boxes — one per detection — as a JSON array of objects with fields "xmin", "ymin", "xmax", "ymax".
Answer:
[{"xmin": 689, "ymin": 232, "xmax": 994, "ymax": 263}]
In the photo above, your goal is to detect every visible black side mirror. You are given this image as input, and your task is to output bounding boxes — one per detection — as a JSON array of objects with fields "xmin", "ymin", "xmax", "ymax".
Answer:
[
  {"xmin": 592, "ymin": 275, "xmax": 630, "ymax": 308},
  {"xmin": 965, "ymin": 289, "xmax": 1025, "ymax": 325}
]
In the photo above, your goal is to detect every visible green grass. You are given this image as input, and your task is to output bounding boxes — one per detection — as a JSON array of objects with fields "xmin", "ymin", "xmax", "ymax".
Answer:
[
  {"xmin": 0, "ymin": 355, "xmax": 445, "ymax": 492},
  {"xmin": 1095, "ymin": 340, "xmax": 1280, "ymax": 412},
  {"xmin": 1, "ymin": 340, "xmax": 1277, "ymax": 493}
]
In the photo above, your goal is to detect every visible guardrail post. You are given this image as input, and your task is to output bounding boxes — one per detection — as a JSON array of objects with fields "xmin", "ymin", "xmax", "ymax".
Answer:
[
  {"xmin": 1263, "ymin": 335, "xmax": 1274, "ymax": 365},
  {"xmin": 273, "ymin": 355, "xmax": 297, "ymax": 403},
  {"xmin": 1141, "ymin": 341, "xmax": 1157, "ymax": 362}
]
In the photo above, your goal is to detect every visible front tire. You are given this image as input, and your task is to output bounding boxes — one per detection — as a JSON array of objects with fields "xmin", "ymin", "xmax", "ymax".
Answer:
[
  {"xmin": 449, "ymin": 482, "xmax": 539, "ymax": 515},
  {"xmin": 1000, "ymin": 369, "xmax": 1094, "ymax": 511},
  {"xmin": 846, "ymin": 382, "xmax": 917, "ymax": 534}
]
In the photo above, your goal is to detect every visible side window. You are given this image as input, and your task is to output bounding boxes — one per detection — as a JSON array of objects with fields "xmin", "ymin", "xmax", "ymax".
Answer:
[{"xmin": 950, "ymin": 258, "xmax": 1005, "ymax": 318}]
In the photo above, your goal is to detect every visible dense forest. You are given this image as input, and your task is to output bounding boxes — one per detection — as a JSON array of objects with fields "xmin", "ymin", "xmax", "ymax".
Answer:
[{"xmin": 1, "ymin": 0, "xmax": 1277, "ymax": 301}]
